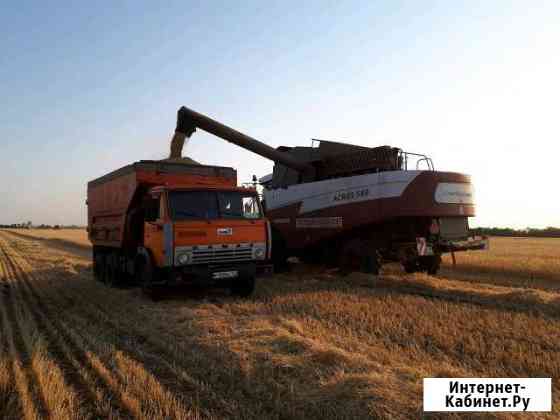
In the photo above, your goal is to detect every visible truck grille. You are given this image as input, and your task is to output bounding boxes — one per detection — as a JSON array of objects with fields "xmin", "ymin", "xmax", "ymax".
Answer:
[{"xmin": 191, "ymin": 244, "xmax": 253, "ymax": 264}]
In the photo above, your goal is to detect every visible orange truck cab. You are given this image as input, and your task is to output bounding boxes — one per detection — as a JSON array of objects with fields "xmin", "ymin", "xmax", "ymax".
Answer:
[{"xmin": 87, "ymin": 160, "xmax": 272, "ymax": 296}]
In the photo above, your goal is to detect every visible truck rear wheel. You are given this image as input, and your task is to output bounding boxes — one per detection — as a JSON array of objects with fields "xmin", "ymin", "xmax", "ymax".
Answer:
[
  {"xmin": 402, "ymin": 260, "xmax": 419, "ymax": 274},
  {"xmin": 231, "ymin": 275, "xmax": 255, "ymax": 297},
  {"xmin": 93, "ymin": 251, "xmax": 104, "ymax": 281},
  {"xmin": 105, "ymin": 254, "xmax": 120, "ymax": 287}
]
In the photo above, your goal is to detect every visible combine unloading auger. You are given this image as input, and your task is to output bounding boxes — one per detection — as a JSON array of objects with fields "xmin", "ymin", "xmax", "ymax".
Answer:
[{"xmin": 170, "ymin": 106, "xmax": 312, "ymax": 174}]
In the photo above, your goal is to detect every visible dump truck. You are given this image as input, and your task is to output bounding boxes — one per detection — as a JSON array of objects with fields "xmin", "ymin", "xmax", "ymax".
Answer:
[
  {"xmin": 173, "ymin": 106, "xmax": 488, "ymax": 275},
  {"xmin": 87, "ymin": 155, "xmax": 272, "ymax": 296}
]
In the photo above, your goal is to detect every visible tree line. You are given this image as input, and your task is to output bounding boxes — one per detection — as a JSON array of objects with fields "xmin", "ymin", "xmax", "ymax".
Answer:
[
  {"xmin": 472, "ymin": 226, "xmax": 560, "ymax": 238},
  {"xmin": 0, "ymin": 224, "xmax": 83, "ymax": 229}
]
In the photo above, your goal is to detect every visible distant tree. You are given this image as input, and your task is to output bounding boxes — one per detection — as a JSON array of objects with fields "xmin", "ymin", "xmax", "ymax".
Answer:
[{"xmin": 472, "ymin": 226, "xmax": 560, "ymax": 238}]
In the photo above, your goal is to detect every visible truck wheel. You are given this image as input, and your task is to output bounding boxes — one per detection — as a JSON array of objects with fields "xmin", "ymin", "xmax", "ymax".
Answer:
[
  {"xmin": 402, "ymin": 260, "xmax": 418, "ymax": 274},
  {"xmin": 231, "ymin": 275, "xmax": 255, "ymax": 297},
  {"xmin": 137, "ymin": 256, "xmax": 158, "ymax": 299},
  {"xmin": 93, "ymin": 252, "xmax": 104, "ymax": 281},
  {"xmin": 272, "ymin": 231, "xmax": 290, "ymax": 273},
  {"xmin": 105, "ymin": 254, "xmax": 119, "ymax": 287}
]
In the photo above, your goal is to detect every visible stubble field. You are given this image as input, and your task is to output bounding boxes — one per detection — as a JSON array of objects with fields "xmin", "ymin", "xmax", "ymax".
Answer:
[{"xmin": 0, "ymin": 229, "xmax": 558, "ymax": 419}]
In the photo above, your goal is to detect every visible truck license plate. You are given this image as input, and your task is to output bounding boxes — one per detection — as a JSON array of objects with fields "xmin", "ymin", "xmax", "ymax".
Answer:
[{"xmin": 212, "ymin": 270, "xmax": 238, "ymax": 279}]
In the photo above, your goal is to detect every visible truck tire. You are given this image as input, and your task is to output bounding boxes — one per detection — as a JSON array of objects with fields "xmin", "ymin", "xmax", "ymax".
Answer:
[
  {"xmin": 93, "ymin": 250, "xmax": 103, "ymax": 281},
  {"xmin": 361, "ymin": 252, "xmax": 380, "ymax": 275},
  {"xmin": 102, "ymin": 256, "xmax": 111, "ymax": 284},
  {"xmin": 231, "ymin": 275, "xmax": 255, "ymax": 297},
  {"xmin": 105, "ymin": 254, "xmax": 120, "ymax": 287},
  {"xmin": 402, "ymin": 260, "xmax": 419, "ymax": 274},
  {"xmin": 300, "ymin": 246, "xmax": 323, "ymax": 264},
  {"xmin": 137, "ymin": 255, "xmax": 159, "ymax": 300}
]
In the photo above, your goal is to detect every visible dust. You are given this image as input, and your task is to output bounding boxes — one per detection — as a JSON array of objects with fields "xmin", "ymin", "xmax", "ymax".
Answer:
[{"xmin": 166, "ymin": 131, "xmax": 199, "ymax": 165}]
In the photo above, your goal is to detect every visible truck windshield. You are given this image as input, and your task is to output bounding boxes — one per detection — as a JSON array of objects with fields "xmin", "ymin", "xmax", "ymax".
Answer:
[{"xmin": 168, "ymin": 191, "xmax": 262, "ymax": 220}]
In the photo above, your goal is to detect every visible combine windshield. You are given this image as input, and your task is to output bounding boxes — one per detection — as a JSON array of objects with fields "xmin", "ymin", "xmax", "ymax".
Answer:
[{"xmin": 168, "ymin": 191, "xmax": 262, "ymax": 220}]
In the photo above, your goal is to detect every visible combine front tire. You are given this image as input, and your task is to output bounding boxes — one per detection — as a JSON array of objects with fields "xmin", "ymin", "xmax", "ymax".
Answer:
[
  {"xmin": 423, "ymin": 255, "xmax": 442, "ymax": 276},
  {"xmin": 272, "ymin": 230, "xmax": 290, "ymax": 273}
]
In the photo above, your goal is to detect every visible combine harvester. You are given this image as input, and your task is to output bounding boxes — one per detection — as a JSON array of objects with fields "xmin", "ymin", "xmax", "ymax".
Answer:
[{"xmin": 173, "ymin": 106, "xmax": 488, "ymax": 275}]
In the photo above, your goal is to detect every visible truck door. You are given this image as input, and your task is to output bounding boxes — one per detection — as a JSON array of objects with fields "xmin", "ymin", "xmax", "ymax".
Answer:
[{"xmin": 143, "ymin": 195, "xmax": 167, "ymax": 267}]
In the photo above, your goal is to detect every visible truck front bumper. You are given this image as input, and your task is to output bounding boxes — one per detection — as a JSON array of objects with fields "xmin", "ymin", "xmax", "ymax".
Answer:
[{"xmin": 164, "ymin": 262, "xmax": 273, "ymax": 286}]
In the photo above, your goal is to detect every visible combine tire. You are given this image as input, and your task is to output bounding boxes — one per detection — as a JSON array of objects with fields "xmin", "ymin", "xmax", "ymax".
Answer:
[
  {"xmin": 423, "ymin": 255, "xmax": 442, "ymax": 276},
  {"xmin": 404, "ymin": 255, "xmax": 442, "ymax": 275},
  {"xmin": 231, "ymin": 275, "xmax": 255, "ymax": 298},
  {"xmin": 272, "ymin": 231, "xmax": 290, "ymax": 272}
]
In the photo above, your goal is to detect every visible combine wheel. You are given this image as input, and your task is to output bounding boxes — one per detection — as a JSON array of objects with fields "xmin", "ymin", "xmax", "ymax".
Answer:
[
  {"xmin": 339, "ymin": 239, "xmax": 379, "ymax": 276},
  {"xmin": 300, "ymin": 246, "xmax": 324, "ymax": 264},
  {"xmin": 272, "ymin": 231, "xmax": 290, "ymax": 272},
  {"xmin": 403, "ymin": 255, "xmax": 442, "ymax": 275},
  {"xmin": 422, "ymin": 255, "xmax": 442, "ymax": 276}
]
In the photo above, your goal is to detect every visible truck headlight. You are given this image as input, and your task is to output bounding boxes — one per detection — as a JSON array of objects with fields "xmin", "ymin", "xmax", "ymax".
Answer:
[
  {"xmin": 177, "ymin": 252, "xmax": 191, "ymax": 265},
  {"xmin": 253, "ymin": 246, "xmax": 265, "ymax": 260}
]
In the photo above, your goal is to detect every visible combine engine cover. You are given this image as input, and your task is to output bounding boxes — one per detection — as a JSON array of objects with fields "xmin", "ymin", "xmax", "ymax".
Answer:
[{"xmin": 263, "ymin": 169, "xmax": 477, "ymax": 250}]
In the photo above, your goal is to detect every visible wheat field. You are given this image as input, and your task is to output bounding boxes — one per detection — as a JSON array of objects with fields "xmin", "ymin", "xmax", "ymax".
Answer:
[{"xmin": 0, "ymin": 229, "xmax": 558, "ymax": 419}]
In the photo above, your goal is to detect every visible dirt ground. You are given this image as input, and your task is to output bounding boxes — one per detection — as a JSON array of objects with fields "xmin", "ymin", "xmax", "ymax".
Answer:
[{"xmin": 0, "ymin": 230, "xmax": 558, "ymax": 419}]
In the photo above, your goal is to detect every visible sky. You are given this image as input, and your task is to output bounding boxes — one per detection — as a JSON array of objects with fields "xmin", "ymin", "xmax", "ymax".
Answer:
[{"xmin": 1, "ymin": 0, "xmax": 559, "ymax": 228}]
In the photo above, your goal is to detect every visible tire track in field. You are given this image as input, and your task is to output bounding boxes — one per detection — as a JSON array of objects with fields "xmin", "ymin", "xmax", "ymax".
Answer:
[
  {"xmin": 0, "ymin": 256, "xmax": 23, "ymax": 419},
  {"xmin": 55, "ymin": 281, "xmax": 230, "ymax": 415},
  {"xmin": 0, "ymin": 240, "xmax": 105, "ymax": 419},
  {"xmin": 0, "ymin": 243, "xmax": 50, "ymax": 420},
  {"xmin": 0, "ymin": 236, "xmax": 136, "ymax": 419},
  {"xmin": 5, "ymin": 238, "xmax": 210, "ymax": 419},
  {"xmin": 7, "ymin": 234, "xmax": 239, "ymax": 418},
  {"xmin": 5, "ymin": 233, "xmax": 202, "ymax": 419}
]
